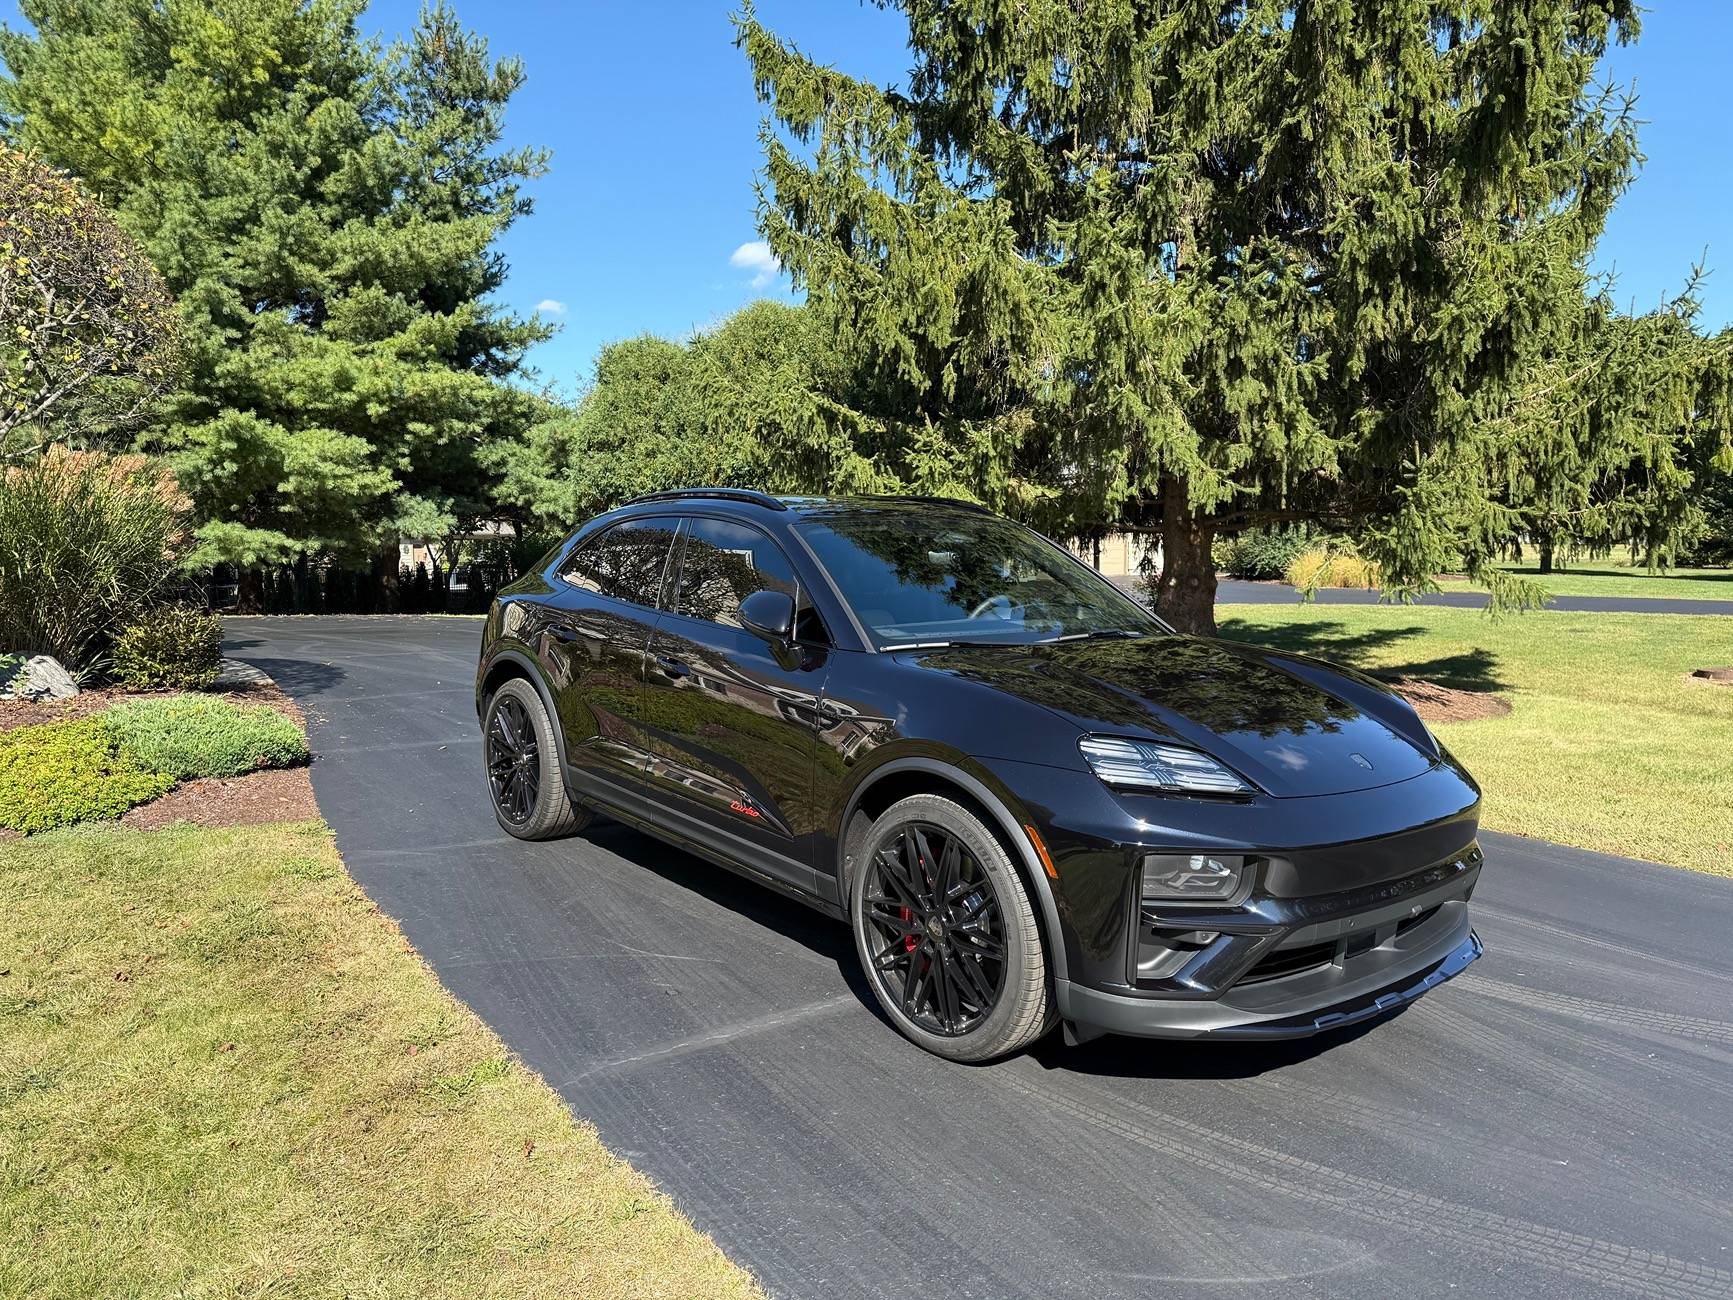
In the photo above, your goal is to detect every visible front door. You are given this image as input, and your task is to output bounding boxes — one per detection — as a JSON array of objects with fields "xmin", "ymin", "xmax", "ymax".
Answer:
[
  {"xmin": 639, "ymin": 515, "xmax": 833, "ymax": 896},
  {"xmin": 541, "ymin": 514, "xmax": 681, "ymax": 794}
]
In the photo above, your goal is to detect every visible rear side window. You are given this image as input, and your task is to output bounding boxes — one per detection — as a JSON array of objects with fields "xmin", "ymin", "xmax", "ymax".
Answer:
[
  {"xmin": 561, "ymin": 517, "xmax": 678, "ymax": 606},
  {"xmin": 673, "ymin": 517, "xmax": 799, "ymax": 630}
]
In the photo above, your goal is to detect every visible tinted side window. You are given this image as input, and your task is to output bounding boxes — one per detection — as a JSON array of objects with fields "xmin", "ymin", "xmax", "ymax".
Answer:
[
  {"xmin": 674, "ymin": 518, "xmax": 799, "ymax": 630},
  {"xmin": 561, "ymin": 518, "xmax": 678, "ymax": 606}
]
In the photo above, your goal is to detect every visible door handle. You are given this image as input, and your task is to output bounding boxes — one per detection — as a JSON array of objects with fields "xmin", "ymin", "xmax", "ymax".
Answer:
[{"xmin": 654, "ymin": 655, "xmax": 691, "ymax": 678}]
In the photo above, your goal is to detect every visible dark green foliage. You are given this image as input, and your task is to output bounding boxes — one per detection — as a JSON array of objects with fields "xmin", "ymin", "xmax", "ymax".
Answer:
[
  {"xmin": 739, "ymin": 1, "xmax": 1733, "ymax": 633},
  {"xmin": 1213, "ymin": 528, "xmax": 1316, "ymax": 582},
  {"xmin": 1683, "ymin": 473, "xmax": 1733, "ymax": 565},
  {"xmin": 111, "ymin": 607, "xmax": 223, "ymax": 691},
  {"xmin": 0, "ymin": 718, "xmax": 173, "ymax": 833},
  {"xmin": 500, "ymin": 301, "xmax": 890, "ymax": 526},
  {"xmin": 104, "ymin": 696, "xmax": 308, "ymax": 780},
  {"xmin": 0, "ymin": 448, "xmax": 188, "ymax": 668},
  {"xmin": 1, "ymin": 0, "xmax": 549, "ymax": 578}
]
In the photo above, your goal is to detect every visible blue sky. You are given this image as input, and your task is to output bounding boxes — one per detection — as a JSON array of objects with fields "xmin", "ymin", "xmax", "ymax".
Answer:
[
  {"xmin": 441, "ymin": 0, "xmax": 1727, "ymax": 395},
  {"xmin": 9, "ymin": 1, "xmax": 1731, "ymax": 394}
]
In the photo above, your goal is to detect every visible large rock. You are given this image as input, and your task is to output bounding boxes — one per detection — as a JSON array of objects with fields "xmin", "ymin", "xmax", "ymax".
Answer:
[{"xmin": 0, "ymin": 654, "xmax": 79, "ymax": 700}]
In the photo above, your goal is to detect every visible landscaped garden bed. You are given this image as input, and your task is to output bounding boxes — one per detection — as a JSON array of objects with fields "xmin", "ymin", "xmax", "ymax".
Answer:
[{"xmin": 0, "ymin": 687, "xmax": 311, "ymax": 836}]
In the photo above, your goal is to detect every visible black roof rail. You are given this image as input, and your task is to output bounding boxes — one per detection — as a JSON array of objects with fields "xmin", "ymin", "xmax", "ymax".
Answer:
[{"xmin": 624, "ymin": 488, "xmax": 789, "ymax": 512}]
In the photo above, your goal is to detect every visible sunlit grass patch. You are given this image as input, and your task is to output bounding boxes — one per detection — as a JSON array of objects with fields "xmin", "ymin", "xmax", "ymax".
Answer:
[{"xmin": 0, "ymin": 821, "xmax": 762, "ymax": 1299}]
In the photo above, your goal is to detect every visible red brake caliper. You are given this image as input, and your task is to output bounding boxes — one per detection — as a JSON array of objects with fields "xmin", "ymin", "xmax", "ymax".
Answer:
[{"xmin": 900, "ymin": 905, "xmax": 916, "ymax": 952}]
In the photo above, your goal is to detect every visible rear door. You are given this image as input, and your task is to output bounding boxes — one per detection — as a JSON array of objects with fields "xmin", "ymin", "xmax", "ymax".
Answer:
[
  {"xmin": 638, "ymin": 515, "xmax": 834, "ymax": 894},
  {"xmin": 543, "ymin": 515, "xmax": 682, "ymax": 793}
]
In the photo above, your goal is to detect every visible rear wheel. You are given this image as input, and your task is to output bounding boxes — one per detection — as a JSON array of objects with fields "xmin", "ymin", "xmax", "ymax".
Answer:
[
  {"xmin": 850, "ymin": 794, "xmax": 1054, "ymax": 1062},
  {"xmin": 483, "ymin": 677, "xmax": 590, "ymax": 840}
]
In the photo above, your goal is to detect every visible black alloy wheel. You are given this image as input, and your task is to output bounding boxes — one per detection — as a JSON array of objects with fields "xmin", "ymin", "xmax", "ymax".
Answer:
[
  {"xmin": 862, "ymin": 820, "xmax": 1009, "ymax": 1037},
  {"xmin": 487, "ymin": 694, "xmax": 540, "ymax": 825},
  {"xmin": 483, "ymin": 677, "xmax": 591, "ymax": 841}
]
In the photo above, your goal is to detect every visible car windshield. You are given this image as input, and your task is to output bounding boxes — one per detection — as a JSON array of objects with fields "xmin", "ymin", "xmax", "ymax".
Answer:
[{"xmin": 797, "ymin": 511, "xmax": 1166, "ymax": 648}]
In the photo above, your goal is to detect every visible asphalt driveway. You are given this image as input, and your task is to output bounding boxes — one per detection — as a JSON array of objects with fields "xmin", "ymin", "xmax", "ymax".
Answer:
[{"xmin": 229, "ymin": 616, "xmax": 1733, "ymax": 1300}]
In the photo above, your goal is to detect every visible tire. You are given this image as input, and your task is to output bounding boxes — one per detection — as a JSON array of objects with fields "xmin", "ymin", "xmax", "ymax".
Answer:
[
  {"xmin": 850, "ymin": 793, "xmax": 1055, "ymax": 1062},
  {"xmin": 483, "ymin": 677, "xmax": 591, "ymax": 841}
]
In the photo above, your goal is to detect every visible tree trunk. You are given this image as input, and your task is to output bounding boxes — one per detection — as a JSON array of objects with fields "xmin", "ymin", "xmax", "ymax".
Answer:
[
  {"xmin": 1537, "ymin": 535, "xmax": 1555, "ymax": 575},
  {"xmin": 236, "ymin": 568, "xmax": 264, "ymax": 613},
  {"xmin": 373, "ymin": 544, "xmax": 401, "ymax": 613},
  {"xmin": 1154, "ymin": 477, "xmax": 1218, "ymax": 636}
]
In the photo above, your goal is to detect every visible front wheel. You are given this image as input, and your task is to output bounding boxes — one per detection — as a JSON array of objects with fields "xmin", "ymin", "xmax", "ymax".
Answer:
[
  {"xmin": 483, "ymin": 677, "xmax": 591, "ymax": 840},
  {"xmin": 850, "ymin": 794, "xmax": 1054, "ymax": 1062}
]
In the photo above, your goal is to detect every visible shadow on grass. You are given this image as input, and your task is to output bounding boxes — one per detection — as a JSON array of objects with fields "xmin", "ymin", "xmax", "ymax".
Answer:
[{"xmin": 1218, "ymin": 617, "xmax": 1507, "ymax": 694}]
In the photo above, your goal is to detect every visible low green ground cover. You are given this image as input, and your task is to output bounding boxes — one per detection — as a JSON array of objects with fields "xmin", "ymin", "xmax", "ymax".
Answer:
[
  {"xmin": 0, "ymin": 718, "xmax": 173, "ymax": 833},
  {"xmin": 104, "ymin": 694, "xmax": 308, "ymax": 779},
  {"xmin": 1218, "ymin": 604, "xmax": 1733, "ymax": 875},
  {"xmin": 0, "ymin": 695, "xmax": 310, "ymax": 832}
]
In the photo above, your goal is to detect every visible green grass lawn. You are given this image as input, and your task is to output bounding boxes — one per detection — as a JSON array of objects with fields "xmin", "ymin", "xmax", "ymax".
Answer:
[
  {"xmin": 1439, "ymin": 560, "xmax": 1733, "ymax": 602},
  {"xmin": 1218, "ymin": 604, "xmax": 1733, "ymax": 876},
  {"xmin": 0, "ymin": 821, "xmax": 762, "ymax": 1300}
]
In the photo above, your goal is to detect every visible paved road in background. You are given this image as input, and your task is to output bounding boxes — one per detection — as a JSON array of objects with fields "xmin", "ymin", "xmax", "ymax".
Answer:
[
  {"xmin": 1111, "ymin": 576, "xmax": 1733, "ymax": 615},
  {"xmin": 230, "ymin": 616, "xmax": 1733, "ymax": 1300}
]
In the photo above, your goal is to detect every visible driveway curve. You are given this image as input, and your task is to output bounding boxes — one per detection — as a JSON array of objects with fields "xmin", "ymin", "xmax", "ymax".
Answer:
[{"xmin": 228, "ymin": 615, "xmax": 1733, "ymax": 1300}]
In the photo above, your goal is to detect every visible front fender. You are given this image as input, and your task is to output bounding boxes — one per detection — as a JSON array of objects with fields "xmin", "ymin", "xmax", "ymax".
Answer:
[{"xmin": 836, "ymin": 751, "xmax": 1071, "ymax": 983}]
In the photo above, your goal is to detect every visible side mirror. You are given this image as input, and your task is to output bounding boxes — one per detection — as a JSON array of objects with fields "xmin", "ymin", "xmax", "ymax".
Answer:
[{"xmin": 738, "ymin": 588, "xmax": 795, "ymax": 643}]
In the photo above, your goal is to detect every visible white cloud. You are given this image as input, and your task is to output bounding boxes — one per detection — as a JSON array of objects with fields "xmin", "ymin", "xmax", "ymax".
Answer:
[
  {"xmin": 535, "ymin": 298, "xmax": 567, "ymax": 316},
  {"xmin": 729, "ymin": 239, "xmax": 781, "ymax": 289}
]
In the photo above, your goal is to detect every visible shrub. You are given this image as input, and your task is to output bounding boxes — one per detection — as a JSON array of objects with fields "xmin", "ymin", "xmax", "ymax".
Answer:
[
  {"xmin": 112, "ymin": 606, "xmax": 223, "ymax": 690},
  {"xmin": 105, "ymin": 696, "xmax": 308, "ymax": 780},
  {"xmin": 0, "ymin": 718, "xmax": 174, "ymax": 833},
  {"xmin": 0, "ymin": 448, "xmax": 191, "ymax": 669},
  {"xmin": 1213, "ymin": 527, "xmax": 1315, "ymax": 580},
  {"xmin": 1285, "ymin": 545, "xmax": 1382, "ymax": 591}
]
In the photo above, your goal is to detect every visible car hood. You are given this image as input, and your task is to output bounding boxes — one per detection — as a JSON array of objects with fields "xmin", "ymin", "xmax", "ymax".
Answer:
[{"xmin": 900, "ymin": 635, "xmax": 1441, "ymax": 798}]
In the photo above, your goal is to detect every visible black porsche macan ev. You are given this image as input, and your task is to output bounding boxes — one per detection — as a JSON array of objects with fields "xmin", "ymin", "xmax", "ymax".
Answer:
[{"xmin": 475, "ymin": 489, "xmax": 1485, "ymax": 1061}]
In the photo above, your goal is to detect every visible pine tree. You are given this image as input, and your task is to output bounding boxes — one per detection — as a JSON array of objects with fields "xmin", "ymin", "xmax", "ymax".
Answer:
[
  {"xmin": 1, "ymin": 0, "xmax": 548, "ymax": 601},
  {"xmin": 738, "ymin": 0, "xmax": 1718, "ymax": 633}
]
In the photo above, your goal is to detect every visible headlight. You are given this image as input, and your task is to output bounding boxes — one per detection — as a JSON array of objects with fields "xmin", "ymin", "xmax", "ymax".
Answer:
[
  {"xmin": 1141, "ymin": 853, "xmax": 1249, "ymax": 902},
  {"xmin": 1079, "ymin": 735, "xmax": 1253, "ymax": 796}
]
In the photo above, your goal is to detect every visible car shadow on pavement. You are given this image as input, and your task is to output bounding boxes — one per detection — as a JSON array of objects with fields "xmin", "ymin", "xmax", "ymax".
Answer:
[
  {"xmin": 579, "ymin": 818, "xmax": 1397, "ymax": 1079},
  {"xmin": 577, "ymin": 820, "xmax": 884, "ymax": 1011},
  {"xmin": 1028, "ymin": 1012, "xmax": 1396, "ymax": 1080}
]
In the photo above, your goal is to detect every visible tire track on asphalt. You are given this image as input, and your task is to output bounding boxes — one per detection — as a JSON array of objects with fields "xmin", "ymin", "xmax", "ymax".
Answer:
[
  {"xmin": 1234, "ymin": 1057, "xmax": 1733, "ymax": 1231},
  {"xmin": 1473, "ymin": 905, "xmax": 1733, "ymax": 986},
  {"xmin": 1001, "ymin": 1069, "xmax": 1733, "ymax": 1300},
  {"xmin": 1467, "ymin": 976, "xmax": 1733, "ymax": 1048},
  {"xmin": 1421, "ymin": 1000, "xmax": 1733, "ymax": 1153}
]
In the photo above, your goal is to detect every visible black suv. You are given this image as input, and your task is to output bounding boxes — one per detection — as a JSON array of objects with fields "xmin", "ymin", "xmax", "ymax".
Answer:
[{"xmin": 476, "ymin": 489, "xmax": 1484, "ymax": 1061}]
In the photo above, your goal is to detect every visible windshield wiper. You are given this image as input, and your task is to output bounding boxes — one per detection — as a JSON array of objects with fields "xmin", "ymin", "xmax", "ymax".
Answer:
[
  {"xmin": 1050, "ymin": 629, "xmax": 1146, "ymax": 642},
  {"xmin": 879, "ymin": 638, "xmax": 1023, "ymax": 651}
]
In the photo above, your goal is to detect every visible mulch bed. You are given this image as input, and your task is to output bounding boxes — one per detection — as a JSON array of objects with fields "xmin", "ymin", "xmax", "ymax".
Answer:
[
  {"xmin": 2, "ymin": 681, "xmax": 317, "ymax": 835},
  {"xmin": 121, "ymin": 765, "xmax": 319, "ymax": 830},
  {"xmin": 1387, "ymin": 677, "xmax": 1513, "ymax": 723},
  {"xmin": 0, "ymin": 681, "xmax": 305, "ymax": 732}
]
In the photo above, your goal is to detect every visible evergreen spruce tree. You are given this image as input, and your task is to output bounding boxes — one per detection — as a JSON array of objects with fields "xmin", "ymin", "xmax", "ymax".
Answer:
[
  {"xmin": 739, "ymin": 0, "xmax": 1729, "ymax": 633},
  {"xmin": 1, "ymin": 0, "xmax": 548, "ymax": 603}
]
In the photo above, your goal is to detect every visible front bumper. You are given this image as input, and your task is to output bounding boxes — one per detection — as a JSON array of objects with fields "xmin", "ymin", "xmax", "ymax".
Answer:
[
  {"xmin": 1059, "ymin": 924, "xmax": 1481, "ymax": 1040},
  {"xmin": 1056, "ymin": 847, "xmax": 1485, "ymax": 1040}
]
